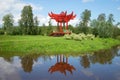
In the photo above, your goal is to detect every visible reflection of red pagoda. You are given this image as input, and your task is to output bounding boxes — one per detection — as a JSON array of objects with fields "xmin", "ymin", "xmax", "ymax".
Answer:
[
  {"xmin": 48, "ymin": 11, "xmax": 76, "ymax": 36},
  {"xmin": 48, "ymin": 55, "xmax": 76, "ymax": 75}
]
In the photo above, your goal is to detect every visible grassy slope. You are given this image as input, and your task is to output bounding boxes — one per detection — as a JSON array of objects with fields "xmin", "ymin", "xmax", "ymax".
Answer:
[{"xmin": 0, "ymin": 35, "xmax": 120, "ymax": 55}]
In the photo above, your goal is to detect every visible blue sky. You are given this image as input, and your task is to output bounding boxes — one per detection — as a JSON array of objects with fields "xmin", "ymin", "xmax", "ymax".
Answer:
[{"xmin": 0, "ymin": 0, "xmax": 120, "ymax": 26}]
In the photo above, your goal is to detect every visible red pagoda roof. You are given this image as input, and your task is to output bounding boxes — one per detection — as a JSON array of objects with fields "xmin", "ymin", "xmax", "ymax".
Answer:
[{"xmin": 48, "ymin": 11, "xmax": 76, "ymax": 22}]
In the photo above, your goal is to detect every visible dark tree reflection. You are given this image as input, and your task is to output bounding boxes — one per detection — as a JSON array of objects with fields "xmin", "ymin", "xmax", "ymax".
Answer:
[
  {"xmin": 80, "ymin": 55, "xmax": 90, "ymax": 68},
  {"xmin": 20, "ymin": 54, "xmax": 42, "ymax": 73},
  {"xmin": 21, "ymin": 55, "xmax": 34, "ymax": 73},
  {"xmin": 80, "ymin": 48, "xmax": 119, "ymax": 68},
  {"xmin": 90, "ymin": 49, "xmax": 117, "ymax": 64}
]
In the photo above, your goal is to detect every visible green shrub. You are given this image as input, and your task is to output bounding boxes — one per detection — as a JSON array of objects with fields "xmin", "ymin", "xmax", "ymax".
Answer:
[
  {"xmin": 73, "ymin": 34, "xmax": 82, "ymax": 41},
  {"xmin": 86, "ymin": 34, "xmax": 95, "ymax": 40},
  {"xmin": 64, "ymin": 34, "xmax": 72, "ymax": 40},
  {"xmin": 70, "ymin": 33, "xmax": 76, "ymax": 39},
  {"xmin": 78, "ymin": 33, "xmax": 87, "ymax": 40},
  {"xmin": 64, "ymin": 33, "xmax": 95, "ymax": 41}
]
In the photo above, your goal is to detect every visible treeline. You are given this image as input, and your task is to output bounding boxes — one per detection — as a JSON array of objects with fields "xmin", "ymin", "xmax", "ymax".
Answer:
[{"xmin": 0, "ymin": 5, "xmax": 120, "ymax": 38}]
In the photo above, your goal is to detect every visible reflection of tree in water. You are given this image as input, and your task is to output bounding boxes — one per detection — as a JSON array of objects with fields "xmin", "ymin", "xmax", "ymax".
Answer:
[
  {"xmin": 20, "ymin": 54, "xmax": 52, "ymax": 73},
  {"xmin": 48, "ymin": 55, "xmax": 76, "ymax": 76},
  {"xmin": 4, "ymin": 57, "xmax": 13, "ymax": 62},
  {"xmin": 20, "ymin": 54, "xmax": 42, "ymax": 73},
  {"xmin": 21, "ymin": 55, "xmax": 34, "ymax": 73},
  {"xmin": 0, "ymin": 53, "xmax": 15, "ymax": 63},
  {"xmin": 80, "ymin": 55, "xmax": 90, "ymax": 68},
  {"xmin": 115, "ymin": 46, "xmax": 120, "ymax": 56},
  {"xmin": 80, "ymin": 48, "xmax": 118, "ymax": 68},
  {"xmin": 90, "ymin": 49, "xmax": 117, "ymax": 64}
]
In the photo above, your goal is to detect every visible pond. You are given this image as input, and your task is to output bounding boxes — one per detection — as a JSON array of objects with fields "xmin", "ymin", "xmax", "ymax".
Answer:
[{"xmin": 0, "ymin": 47, "xmax": 120, "ymax": 80}]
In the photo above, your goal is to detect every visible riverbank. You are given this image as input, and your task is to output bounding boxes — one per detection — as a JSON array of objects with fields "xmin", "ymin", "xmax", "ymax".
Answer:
[{"xmin": 0, "ymin": 35, "xmax": 120, "ymax": 55}]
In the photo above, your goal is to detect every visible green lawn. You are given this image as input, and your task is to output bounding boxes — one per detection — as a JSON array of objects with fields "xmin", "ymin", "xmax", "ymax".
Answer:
[{"xmin": 0, "ymin": 35, "xmax": 120, "ymax": 55}]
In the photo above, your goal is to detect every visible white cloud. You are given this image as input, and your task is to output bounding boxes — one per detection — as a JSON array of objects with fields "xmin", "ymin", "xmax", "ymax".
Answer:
[
  {"xmin": 37, "ymin": 15, "xmax": 50, "ymax": 26},
  {"xmin": 82, "ymin": 0, "xmax": 94, "ymax": 3},
  {"xmin": 0, "ymin": 0, "xmax": 43, "ymax": 26},
  {"xmin": 81, "ymin": 69, "xmax": 93, "ymax": 77},
  {"xmin": 0, "ymin": 0, "xmax": 77, "ymax": 27},
  {"xmin": 117, "ymin": 25, "xmax": 120, "ymax": 28},
  {"xmin": 0, "ymin": 57, "xmax": 21, "ymax": 80},
  {"xmin": 12, "ymin": 56, "xmax": 22, "ymax": 68},
  {"xmin": 69, "ymin": 18, "xmax": 79, "ymax": 26},
  {"xmin": 33, "ymin": 61, "xmax": 43, "ymax": 67}
]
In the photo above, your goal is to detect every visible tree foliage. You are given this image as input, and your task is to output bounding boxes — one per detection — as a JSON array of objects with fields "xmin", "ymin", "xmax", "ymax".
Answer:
[
  {"xmin": 33, "ymin": 16, "xmax": 39, "ymax": 35},
  {"xmin": 107, "ymin": 14, "xmax": 114, "ymax": 24},
  {"xmin": 97, "ymin": 13, "xmax": 106, "ymax": 22},
  {"xmin": 19, "ymin": 5, "xmax": 34, "ymax": 35},
  {"xmin": 2, "ymin": 14, "xmax": 14, "ymax": 34},
  {"xmin": 81, "ymin": 9, "xmax": 91, "ymax": 26},
  {"xmin": 78, "ymin": 9, "xmax": 91, "ymax": 34},
  {"xmin": 90, "ymin": 13, "xmax": 115, "ymax": 38}
]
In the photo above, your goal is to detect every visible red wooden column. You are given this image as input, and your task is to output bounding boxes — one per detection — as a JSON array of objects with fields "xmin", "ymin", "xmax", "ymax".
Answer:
[
  {"xmin": 59, "ymin": 22, "xmax": 63, "ymax": 32},
  {"xmin": 66, "ymin": 22, "xmax": 68, "ymax": 30}
]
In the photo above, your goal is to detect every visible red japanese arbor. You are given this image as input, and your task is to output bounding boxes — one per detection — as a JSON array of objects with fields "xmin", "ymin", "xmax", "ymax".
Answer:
[{"xmin": 48, "ymin": 11, "xmax": 76, "ymax": 36}]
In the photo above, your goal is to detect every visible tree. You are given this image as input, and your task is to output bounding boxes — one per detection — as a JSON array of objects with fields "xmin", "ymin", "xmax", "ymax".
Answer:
[
  {"xmin": 90, "ymin": 19, "xmax": 99, "ymax": 37},
  {"xmin": 2, "ymin": 14, "xmax": 14, "ymax": 34},
  {"xmin": 97, "ymin": 13, "xmax": 107, "ymax": 38},
  {"xmin": 34, "ymin": 16, "xmax": 39, "ymax": 27},
  {"xmin": 41, "ymin": 24, "xmax": 47, "ymax": 36},
  {"xmin": 80, "ymin": 55, "xmax": 90, "ymax": 68},
  {"xmin": 33, "ymin": 16, "xmax": 39, "ymax": 35},
  {"xmin": 96, "ymin": 13, "xmax": 114, "ymax": 38},
  {"xmin": 21, "ymin": 55, "xmax": 34, "ymax": 73},
  {"xmin": 105, "ymin": 14, "xmax": 115, "ymax": 37},
  {"xmin": 113, "ymin": 22, "xmax": 120, "ymax": 38},
  {"xmin": 48, "ymin": 19, "xmax": 52, "ymax": 26},
  {"xmin": 68, "ymin": 25, "xmax": 74, "ymax": 33},
  {"xmin": 11, "ymin": 26, "xmax": 22, "ymax": 35},
  {"xmin": 97, "ymin": 13, "xmax": 106, "ymax": 22},
  {"xmin": 107, "ymin": 14, "xmax": 114, "ymax": 24},
  {"xmin": 81, "ymin": 9, "xmax": 91, "ymax": 26},
  {"xmin": 19, "ymin": 5, "xmax": 34, "ymax": 35},
  {"xmin": 18, "ymin": 19, "xmax": 24, "ymax": 34},
  {"xmin": 79, "ymin": 9, "xmax": 91, "ymax": 34},
  {"xmin": 116, "ymin": 22, "xmax": 120, "ymax": 26},
  {"xmin": 47, "ymin": 19, "xmax": 53, "ymax": 35},
  {"xmin": 0, "ymin": 28, "xmax": 4, "ymax": 35}
]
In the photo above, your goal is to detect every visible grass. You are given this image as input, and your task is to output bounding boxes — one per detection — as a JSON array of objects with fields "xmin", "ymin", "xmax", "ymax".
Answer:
[{"xmin": 0, "ymin": 35, "xmax": 120, "ymax": 55}]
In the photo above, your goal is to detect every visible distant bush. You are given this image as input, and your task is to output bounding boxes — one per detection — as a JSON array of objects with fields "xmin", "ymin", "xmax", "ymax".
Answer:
[
  {"xmin": 0, "ymin": 29, "xmax": 4, "ymax": 35},
  {"xmin": 116, "ymin": 35, "xmax": 120, "ymax": 40},
  {"xmin": 64, "ymin": 33, "xmax": 95, "ymax": 41},
  {"xmin": 113, "ymin": 27, "xmax": 120, "ymax": 38}
]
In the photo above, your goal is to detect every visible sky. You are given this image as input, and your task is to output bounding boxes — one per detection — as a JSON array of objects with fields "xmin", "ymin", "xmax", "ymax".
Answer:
[{"xmin": 0, "ymin": 0, "xmax": 120, "ymax": 27}]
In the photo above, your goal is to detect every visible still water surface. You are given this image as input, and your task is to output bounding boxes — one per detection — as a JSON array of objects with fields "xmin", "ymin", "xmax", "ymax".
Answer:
[{"xmin": 0, "ymin": 47, "xmax": 120, "ymax": 80}]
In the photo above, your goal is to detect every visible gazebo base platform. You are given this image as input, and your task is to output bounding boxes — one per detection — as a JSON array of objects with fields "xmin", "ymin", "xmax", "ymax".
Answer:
[{"xmin": 50, "ymin": 32, "xmax": 71, "ymax": 36}]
